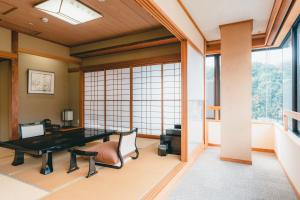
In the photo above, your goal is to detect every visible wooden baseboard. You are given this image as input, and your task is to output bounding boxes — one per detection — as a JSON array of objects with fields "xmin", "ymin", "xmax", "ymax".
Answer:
[
  {"xmin": 220, "ymin": 156, "xmax": 252, "ymax": 165},
  {"xmin": 137, "ymin": 134, "xmax": 160, "ymax": 139},
  {"xmin": 208, "ymin": 143, "xmax": 220, "ymax": 147},
  {"xmin": 208, "ymin": 144, "xmax": 275, "ymax": 153},
  {"xmin": 252, "ymin": 148, "xmax": 275, "ymax": 153},
  {"xmin": 275, "ymin": 152, "xmax": 300, "ymax": 199}
]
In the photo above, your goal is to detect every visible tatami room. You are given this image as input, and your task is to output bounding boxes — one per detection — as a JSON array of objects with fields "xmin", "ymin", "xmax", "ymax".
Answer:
[
  {"xmin": 0, "ymin": 0, "xmax": 202, "ymax": 200},
  {"xmin": 1, "ymin": 0, "xmax": 300, "ymax": 200}
]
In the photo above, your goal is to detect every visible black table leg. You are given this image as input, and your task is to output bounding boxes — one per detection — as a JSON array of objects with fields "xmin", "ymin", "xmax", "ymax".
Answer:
[
  {"xmin": 12, "ymin": 151, "xmax": 24, "ymax": 166},
  {"xmin": 67, "ymin": 151, "xmax": 79, "ymax": 173},
  {"xmin": 87, "ymin": 156, "xmax": 97, "ymax": 178},
  {"xmin": 103, "ymin": 135, "xmax": 110, "ymax": 142},
  {"xmin": 40, "ymin": 152, "xmax": 53, "ymax": 175}
]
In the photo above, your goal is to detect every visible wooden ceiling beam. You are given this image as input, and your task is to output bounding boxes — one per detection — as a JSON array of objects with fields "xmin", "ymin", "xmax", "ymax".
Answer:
[
  {"xmin": 265, "ymin": 0, "xmax": 295, "ymax": 46},
  {"xmin": 73, "ymin": 36, "xmax": 179, "ymax": 58},
  {"xmin": 206, "ymin": 34, "xmax": 266, "ymax": 55}
]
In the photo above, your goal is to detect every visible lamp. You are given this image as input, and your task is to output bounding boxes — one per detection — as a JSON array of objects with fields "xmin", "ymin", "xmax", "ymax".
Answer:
[
  {"xmin": 62, "ymin": 109, "xmax": 74, "ymax": 128},
  {"xmin": 34, "ymin": 0, "xmax": 103, "ymax": 25}
]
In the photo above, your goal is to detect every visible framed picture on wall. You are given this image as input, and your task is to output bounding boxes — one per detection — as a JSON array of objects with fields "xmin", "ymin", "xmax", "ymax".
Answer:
[{"xmin": 28, "ymin": 69, "xmax": 55, "ymax": 94}]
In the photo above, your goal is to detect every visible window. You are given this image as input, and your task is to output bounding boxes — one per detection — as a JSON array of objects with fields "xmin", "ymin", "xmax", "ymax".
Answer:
[
  {"xmin": 133, "ymin": 65, "xmax": 162, "ymax": 135},
  {"xmin": 205, "ymin": 56, "xmax": 215, "ymax": 118},
  {"xmin": 106, "ymin": 68, "xmax": 130, "ymax": 131},
  {"xmin": 252, "ymin": 49, "xmax": 283, "ymax": 122},
  {"xmin": 205, "ymin": 55, "xmax": 220, "ymax": 119},
  {"xmin": 163, "ymin": 63, "xmax": 181, "ymax": 132},
  {"xmin": 132, "ymin": 63, "xmax": 181, "ymax": 135},
  {"xmin": 251, "ymin": 16, "xmax": 300, "ymax": 136},
  {"xmin": 84, "ymin": 71, "xmax": 105, "ymax": 129},
  {"xmin": 83, "ymin": 62, "xmax": 181, "ymax": 135}
]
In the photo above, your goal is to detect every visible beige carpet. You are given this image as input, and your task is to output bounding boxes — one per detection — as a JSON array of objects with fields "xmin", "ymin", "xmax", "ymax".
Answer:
[
  {"xmin": 163, "ymin": 147, "xmax": 297, "ymax": 200},
  {"xmin": 0, "ymin": 137, "xmax": 180, "ymax": 200}
]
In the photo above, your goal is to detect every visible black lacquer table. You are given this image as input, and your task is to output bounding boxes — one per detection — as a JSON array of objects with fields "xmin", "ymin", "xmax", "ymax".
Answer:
[{"xmin": 0, "ymin": 128, "xmax": 115, "ymax": 175}]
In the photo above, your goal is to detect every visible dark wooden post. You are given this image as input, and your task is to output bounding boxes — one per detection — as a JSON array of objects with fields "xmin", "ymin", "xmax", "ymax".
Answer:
[{"xmin": 11, "ymin": 31, "xmax": 19, "ymax": 139}]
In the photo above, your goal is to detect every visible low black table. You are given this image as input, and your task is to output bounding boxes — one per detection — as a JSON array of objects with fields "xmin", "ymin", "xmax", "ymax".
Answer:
[{"xmin": 0, "ymin": 128, "xmax": 115, "ymax": 175}]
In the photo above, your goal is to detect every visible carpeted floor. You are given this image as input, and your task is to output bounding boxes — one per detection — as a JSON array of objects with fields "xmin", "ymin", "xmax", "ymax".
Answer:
[{"xmin": 165, "ymin": 148, "xmax": 297, "ymax": 200}]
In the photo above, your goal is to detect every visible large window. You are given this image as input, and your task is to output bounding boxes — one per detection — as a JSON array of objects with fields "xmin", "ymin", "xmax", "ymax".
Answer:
[
  {"xmin": 84, "ymin": 62, "xmax": 181, "ymax": 135},
  {"xmin": 252, "ymin": 49, "xmax": 283, "ymax": 122},
  {"xmin": 252, "ymin": 16, "xmax": 300, "ymax": 136}
]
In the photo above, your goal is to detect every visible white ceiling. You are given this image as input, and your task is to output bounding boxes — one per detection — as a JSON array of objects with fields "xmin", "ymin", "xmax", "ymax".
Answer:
[{"xmin": 181, "ymin": 0, "xmax": 275, "ymax": 41}]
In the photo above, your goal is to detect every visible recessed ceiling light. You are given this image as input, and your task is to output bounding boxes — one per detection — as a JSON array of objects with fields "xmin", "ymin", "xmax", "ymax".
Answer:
[{"xmin": 34, "ymin": 0, "xmax": 103, "ymax": 25}]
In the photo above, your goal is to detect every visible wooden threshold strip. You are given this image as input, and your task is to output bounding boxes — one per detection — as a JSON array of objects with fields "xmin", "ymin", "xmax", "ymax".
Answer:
[{"xmin": 142, "ymin": 143, "xmax": 205, "ymax": 200}]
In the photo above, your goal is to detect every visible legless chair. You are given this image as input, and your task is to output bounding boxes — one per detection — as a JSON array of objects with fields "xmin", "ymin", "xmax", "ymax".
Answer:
[
  {"xmin": 68, "ymin": 128, "xmax": 139, "ymax": 178},
  {"xmin": 19, "ymin": 122, "xmax": 45, "ymax": 139}
]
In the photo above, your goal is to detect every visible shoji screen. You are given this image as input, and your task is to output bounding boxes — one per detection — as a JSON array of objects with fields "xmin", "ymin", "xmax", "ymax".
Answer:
[
  {"xmin": 106, "ymin": 68, "xmax": 130, "ymax": 131},
  {"xmin": 133, "ymin": 65, "xmax": 162, "ymax": 135},
  {"xmin": 163, "ymin": 63, "xmax": 181, "ymax": 132},
  {"xmin": 84, "ymin": 71, "xmax": 105, "ymax": 128}
]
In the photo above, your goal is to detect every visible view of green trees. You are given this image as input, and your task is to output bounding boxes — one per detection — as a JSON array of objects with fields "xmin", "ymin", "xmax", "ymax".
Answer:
[{"xmin": 252, "ymin": 61, "xmax": 283, "ymax": 122}]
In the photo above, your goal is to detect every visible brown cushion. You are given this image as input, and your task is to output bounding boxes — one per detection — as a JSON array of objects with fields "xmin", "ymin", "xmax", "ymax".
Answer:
[{"xmin": 85, "ymin": 141, "xmax": 119, "ymax": 165}]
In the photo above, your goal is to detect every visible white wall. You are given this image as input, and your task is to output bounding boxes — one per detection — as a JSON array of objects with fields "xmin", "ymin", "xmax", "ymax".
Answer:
[
  {"xmin": 274, "ymin": 124, "xmax": 300, "ymax": 195},
  {"xmin": 187, "ymin": 43, "xmax": 205, "ymax": 155},
  {"xmin": 208, "ymin": 121, "xmax": 274, "ymax": 150}
]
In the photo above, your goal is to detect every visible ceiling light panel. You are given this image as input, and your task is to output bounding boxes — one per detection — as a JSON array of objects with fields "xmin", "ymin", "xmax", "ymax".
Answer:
[{"xmin": 35, "ymin": 0, "xmax": 102, "ymax": 25}]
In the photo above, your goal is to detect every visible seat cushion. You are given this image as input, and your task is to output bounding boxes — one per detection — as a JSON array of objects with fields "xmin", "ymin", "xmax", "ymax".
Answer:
[{"xmin": 85, "ymin": 141, "xmax": 119, "ymax": 165}]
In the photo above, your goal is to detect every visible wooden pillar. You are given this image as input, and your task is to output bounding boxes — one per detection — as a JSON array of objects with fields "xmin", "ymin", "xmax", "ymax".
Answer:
[
  {"xmin": 220, "ymin": 20, "xmax": 252, "ymax": 164},
  {"xmin": 79, "ymin": 70, "xmax": 84, "ymax": 127},
  {"xmin": 11, "ymin": 31, "xmax": 19, "ymax": 139},
  {"xmin": 181, "ymin": 40, "xmax": 188, "ymax": 162},
  {"xmin": 130, "ymin": 66, "xmax": 133, "ymax": 130}
]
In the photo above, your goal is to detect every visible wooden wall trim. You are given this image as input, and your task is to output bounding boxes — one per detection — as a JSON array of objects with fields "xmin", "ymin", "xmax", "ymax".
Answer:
[
  {"xmin": 73, "ymin": 36, "xmax": 179, "ymax": 58},
  {"xmin": 135, "ymin": 0, "xmax": 204, "ymax": 54},
  {"xmin": 11, "ymin": 31, "xmax": 19, "ymax": 139},
  {"xmin": 265, "ymin": 0, "xmax": 283, "ymax": 44},
  {"xmin": 135, "ymin": 0, "xmax": 185, "ymax": 40},
  {"xmin": 180, "ymin": 40, "xmax": 188, "ymax": 162},
  {"xmin": 81, "ymin": 54, "xmax": 181, "ymax": 72},
  {"xmin": 177, "ymin": 0, "xmax": 207, "ymax": 41},
  {"xmin": 68, "ymin": 68, "xmax": 80, "ymax": 73},
  {"xmin": 0, "ymin": 50, "xmax": 17, "ymax": 60},
  {"xmin": 17, "ymin": 48, "xmax": 82, "ymax": 64},
  {"xmin": 265, "ymin": 0, "xmax": 295, "ymax": 46}
]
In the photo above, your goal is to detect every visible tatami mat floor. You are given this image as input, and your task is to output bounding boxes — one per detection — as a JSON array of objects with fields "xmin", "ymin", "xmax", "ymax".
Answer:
[{"xmin": 0, "ymin": 137, "xmax": 180, "ymax": 200}]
